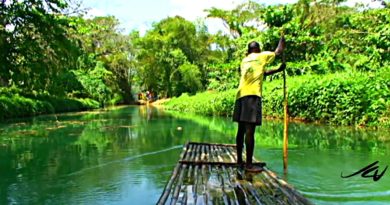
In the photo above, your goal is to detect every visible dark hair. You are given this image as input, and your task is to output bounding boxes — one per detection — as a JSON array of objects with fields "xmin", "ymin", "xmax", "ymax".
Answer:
[{"xmin": 247, "ymin": 41, "xmax": 260, "ymax": 54}]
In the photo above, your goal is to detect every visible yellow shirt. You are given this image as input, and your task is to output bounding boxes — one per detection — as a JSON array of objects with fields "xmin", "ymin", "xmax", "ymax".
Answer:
[{"xmin": 236, "ymin": 51, "xmax": 276, "ymax": 99}]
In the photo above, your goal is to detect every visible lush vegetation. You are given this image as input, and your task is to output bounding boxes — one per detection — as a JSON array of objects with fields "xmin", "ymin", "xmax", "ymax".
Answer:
[
  {"xmin": 0, "ymin": 87, "xmax": 99, "ymax": 120},
  {"xmin": 162, "ymin": 1, "xmax": 390, "ymax": 128},
  {"xmin": 1, "ymin": 1, "xmax": 136, "ymax": 119},
  {"xmin": 1, "ymin": 0, "xmax": 389, "ymax": 126},
  {"xmin": 165, "ymin": 70, "xmax": 390, "ymax": 127}
]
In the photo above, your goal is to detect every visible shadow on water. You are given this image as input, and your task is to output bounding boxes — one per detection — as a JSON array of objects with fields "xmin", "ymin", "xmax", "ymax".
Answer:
[{"xmin": 0, "ymin": 105, "xmax": 389, "ymax": 204}]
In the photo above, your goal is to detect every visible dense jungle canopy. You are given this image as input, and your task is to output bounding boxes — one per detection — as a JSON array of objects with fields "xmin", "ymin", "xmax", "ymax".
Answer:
[{"xmin": 0, "ymin": 0, "xmax": 389, "ymax": 126}]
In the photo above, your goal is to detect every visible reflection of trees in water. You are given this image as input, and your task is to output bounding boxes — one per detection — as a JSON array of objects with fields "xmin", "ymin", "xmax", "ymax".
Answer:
[
  {"xmin": 166, "ymin": 110, "xmax": 390, "ymax": 153},
  {"xmin": 0, "ymin": 106, "xmax": 224, "ymax": 203},
  {"xmin": 0, "ymin": 106, "xmax": 389, "ymax": 203},
  {"xmin": 286, "ymin": 122, "xmax": 390, "ymax": 153}
]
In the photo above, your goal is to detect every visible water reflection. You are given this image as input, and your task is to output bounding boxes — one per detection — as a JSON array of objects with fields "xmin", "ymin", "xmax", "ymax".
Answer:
[{"xmin": 0, "ymin": 106, "xmax": 389, "ymax": 204}]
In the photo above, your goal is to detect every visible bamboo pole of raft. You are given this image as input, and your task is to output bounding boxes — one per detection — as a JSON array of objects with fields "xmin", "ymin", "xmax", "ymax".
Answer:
[
  {"xmin": 222, "ymin": 146, "xmax": 235, "ymax": 163},
  {"xmin": 186, "ymin": 145, "xmax": 198, "ymax": 204},
  {"xmin": 193, "ymin": 164, "xmax": 200, "ymax": 204},
  {"xmin": 170, "ymin": 165, "xmax": 185, "ymax": 204},
  {"xmin": 207, "ymin": 165, "xmax": 214, "ymax": 204},
  {"xmin": 226, "ymin": 147, "xmax": 237, "ymax": 163},
  {"xmin": 214, "ymin": 145, "xmax": 219, "ymax": 163},
  {"xmin": 226, "ymin": 167, "xmax": 240, "ymax": 204},
  {"xmin": 170, "ymin": 145, "xmax": 193, "ymax": 204},
  {"xmin": 174, "ymin": 144, "xmax": 195, "ymax": 204},
  {"xmin": 219, "ymin": 145, "xmax": 226, "ymax": 162},
  {"xmin": 203, "ymin": 146, "xmax": 210, "ymax": 203},
  {"xmin": 201, "ymin": 163, "xmax": 208, "ymax": 204},
  {"xmin": 235, "ymin": 169, "xmax": 255, "ymax": 204},
  {"xmin": 282, "ymin": 47, "xmax": 289, "ymax": 173},
  {"xmin": 264, "ymin": 167, "xmax": 314, "ymax": 205},
  {"xmin": 235, "ymin": 169, "xmax": 263, "ymax": 204},
  {"xmin": 252, "ymin": 176, "xmax": 276, "ymax": 205},
  {"xmin": 213, "ymin": 166, "xmax": 229, "ymax": 204},
  {"xmin": 262, "ymin": 170, "xmax": 297, "ymax": 204},
  {"xmin": 179, "ymin": 160, "xmax": 266, "ymax": 167},
  {"xmin": 226, "ymin": 146, "xmax": 238, "ymax": 163},
  {"xmin": 189, "ymin": 142, "xmax": 236, "ymax": 147},
  {"xmin": 210, "ymin": 145, "xmax": 215, "ymax": 162},
  {"xmin": 215, "ymin": 145, "xmax": 223, "ymax": 163},
  {"xmin": 222, "ymin": 166, "xmax": 239, "ymax": 204},
  {"xmin": 158, "ymin": 143, "xmax": 189, "ymax": 204},
  {"xmin": 256, "ymin": 173, "xmax": 285, "ymax": 205},
  {"xmin": 187, "ymin": 144, "xmax": 197, "ymax": 180},
  {"xmin": 190, "ymin": 146, "xmax": 200, "ymax": 204},
  {"xmin": 221, "ymin": 167, "xmax": 234, "ymax": 205},
  {"xmin": 196, "ymin": 144, "xmax": 201, "ymax": 162}
]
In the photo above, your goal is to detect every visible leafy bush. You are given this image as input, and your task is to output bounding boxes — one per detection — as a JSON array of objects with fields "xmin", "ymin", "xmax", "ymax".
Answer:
[
  {"xmin": 165, "ymin": 91, "xmax": 236, "ymax": 116},
  {"xmin": 0, "ymin": 90, "xmax": 100, "ymax": 121},
  {"xmin": 77, "ymin": 98, "xmax": 100, "ymax": 109},
  {"xmin": 207, "ymin": 62, "xmax": 240, "ymax": 91},
  {"xmin": 0, "ymin": 95, "xmax": 53, "ymax": 120},
  {"xmin": 72, "ymin": 61, "xmax": 113, "ymax": 104},
  {"xmin": 164, "ymin": 69, "xmax": 390, "ymax": 127}
]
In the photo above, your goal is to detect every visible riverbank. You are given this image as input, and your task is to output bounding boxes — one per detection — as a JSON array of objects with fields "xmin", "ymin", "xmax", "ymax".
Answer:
[
  {"xmin": 162, "ymin": 71, "xmax": 390, "ymax": 128},
  {"xmin": 0, "ymin": 90, "xmax": 100, "ymax": 121}
]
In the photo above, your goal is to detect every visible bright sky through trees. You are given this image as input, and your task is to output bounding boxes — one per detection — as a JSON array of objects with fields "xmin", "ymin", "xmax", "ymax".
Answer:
[{"xmin": 82, "ymin": 0, "xmax": 383, "ymax": 34}]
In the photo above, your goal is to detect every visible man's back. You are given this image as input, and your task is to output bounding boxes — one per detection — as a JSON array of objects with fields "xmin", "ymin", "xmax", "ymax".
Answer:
[{"xmin": 237, "ymin": 51, "xmax": 275, "ymax": 99}]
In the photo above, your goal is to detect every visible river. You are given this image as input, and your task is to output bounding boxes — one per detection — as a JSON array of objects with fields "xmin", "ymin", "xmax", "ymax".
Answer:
[{"xmin": 0, "ymin": 106, "xmax": 389, "ymax": 204}]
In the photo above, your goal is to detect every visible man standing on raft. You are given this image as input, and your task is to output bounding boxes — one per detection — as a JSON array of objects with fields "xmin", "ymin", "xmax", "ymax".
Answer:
[{"xmin": 233, "ymin": 36, "xmax": 286, "ymax": 172}]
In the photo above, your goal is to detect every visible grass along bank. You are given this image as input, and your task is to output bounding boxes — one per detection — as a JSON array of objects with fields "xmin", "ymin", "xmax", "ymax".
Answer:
[
  {"xmin": 163, "ymin": 70, "xmax": 390, "ymax": 128},
  {"xmin": 0, "ymin": 88, "xmax": 100, "ymax": 121}
]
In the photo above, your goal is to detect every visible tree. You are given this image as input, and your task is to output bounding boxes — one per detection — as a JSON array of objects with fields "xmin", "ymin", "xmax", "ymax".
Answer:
[
  {"xmin": 135, "ymin": 16, "xmax": 212, "ymax": 97},
  {"xmin": 0, "ymin": 0, "xmax": 80, "ymax": 93},
  {"xmin": 206, "ymin": 1, "xmax": 263, "ymax": 39},
  {"xmin": 70, "ymin": 16, "xmax": 136, "ymax": 104}
]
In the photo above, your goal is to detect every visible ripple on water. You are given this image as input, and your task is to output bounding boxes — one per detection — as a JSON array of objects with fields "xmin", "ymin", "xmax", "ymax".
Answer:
[{"xmin": 303, "ymin": 189, "xmax": 390, "ymax": 204}]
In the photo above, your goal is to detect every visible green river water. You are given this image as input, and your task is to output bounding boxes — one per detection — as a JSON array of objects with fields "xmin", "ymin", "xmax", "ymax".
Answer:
[{"xmin": 0, "ymin": 106, "xmax": 389, "ymax": 204}]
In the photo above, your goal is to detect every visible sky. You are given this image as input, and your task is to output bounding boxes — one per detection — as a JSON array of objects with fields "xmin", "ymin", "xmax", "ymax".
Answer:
[{"xmin": 81, "ymin": 0, "xmax": 384, "ymax": 35}]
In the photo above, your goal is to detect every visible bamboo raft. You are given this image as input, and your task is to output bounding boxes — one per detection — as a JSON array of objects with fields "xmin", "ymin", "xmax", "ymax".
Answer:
[{"xmin": 157, "ymin": 142, "xmax": 312, "ymax": 205}]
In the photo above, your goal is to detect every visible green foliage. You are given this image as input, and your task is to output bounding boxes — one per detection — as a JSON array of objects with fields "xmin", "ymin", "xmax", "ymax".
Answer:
[
  {"xmin": 107, "ymin": 94, "xmax": 124, "ymax": 106},
  {"xmin": 164, "ymin": 69, "xmax": 390, "ymax": 128},
  {"xmin": 165, "ymin": 90, "xmax": 236, "ymax": 116},
  {"xmin": 0, "ymin": 87, "xmax": 99, "ymax": 120},
  {"xmin": 207, "ymin": 62, "xmax": 240, "ymax": 91},
  {"xmin": 1, "ymin": 0, "xmax": 388, "ymax": 127},
  {"xmin": 0, "ymin": 0, "xmax": 80, "ymax": 92},
  {"xmin": 0, "ymin": 2, "xmax": 138, "ymax": 119},
  {"xmin": 134, "ymin": 16, "xmax": 212, "ymax": 97},
  {"xmin": 73, "ymin": 61, "xmax": 113, "ymax": 104},
  {"xmin": 263, "ymin": 70, "xmax": 390, "ymax": 126},
  {"xmin": 71, "ymin": 16, "xmax": 136, "ymax": 104},
  {"xmin": 206, "ymin": 1, "xmax": 389, "ymax": 91},
  {"xmin": 164, "ymin": 2, "xmax": 389, "ymax": 128},
  {"xmin": 262, "ymin": 5, "xmax": 294, "ymax": 27},
  {"xmin": 177, "ymin": 63, "xmax": 203, "ymax": 94},
  {"xmin": 0, "ymin": 95, "xmax": 52, "ymax": 119},
  {"xmin": 206, "ymin": 1, "xmax": 263, "ymax": 38}
]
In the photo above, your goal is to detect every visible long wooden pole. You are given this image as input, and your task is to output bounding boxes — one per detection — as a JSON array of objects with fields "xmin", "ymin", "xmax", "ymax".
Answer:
[{"xmin": 282, "ymin": 46, "xmax": 289, "ymax": 173}]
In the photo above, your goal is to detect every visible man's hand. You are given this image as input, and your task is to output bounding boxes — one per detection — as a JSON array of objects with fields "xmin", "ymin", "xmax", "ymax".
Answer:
[
  {"xmin": 275, "ymin": 36, "xmax": 286, "ymax": 55},
  {"xmin": 264, "ymin": 63, "xmax": 286, "ymax": 77}
]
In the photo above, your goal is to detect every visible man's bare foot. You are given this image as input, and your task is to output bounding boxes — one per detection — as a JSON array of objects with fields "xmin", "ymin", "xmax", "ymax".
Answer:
[{"xmin": 245, "ymin": 164, "xmax": 263, "ymax": 172}]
